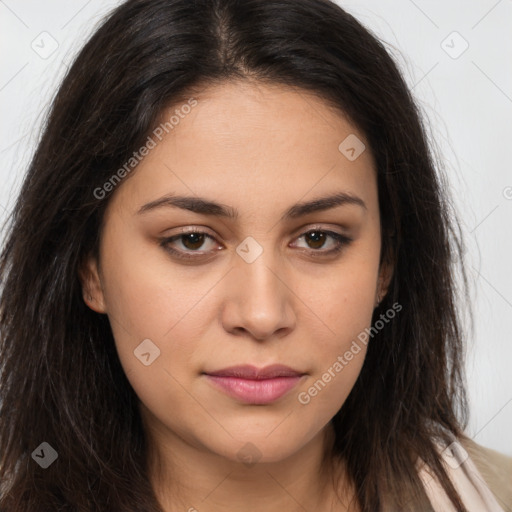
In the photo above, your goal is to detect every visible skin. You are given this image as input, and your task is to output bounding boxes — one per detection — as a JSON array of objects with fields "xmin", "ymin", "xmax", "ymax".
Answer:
[{"xmin": 80, "ymin": 80, "xmax": 392, "ymax": 512}]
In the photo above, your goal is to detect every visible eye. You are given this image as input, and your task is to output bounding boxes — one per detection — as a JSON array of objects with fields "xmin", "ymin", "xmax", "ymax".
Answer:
[
  {"xmin": 291, "ymin": 228, "xmax": 352, "ymax": 257},
  {"xmin": 159, "ymin": 227, "xmax": 352, "ymax": 261},
  {"xmin": 160, "ymin": 229, "xmax": 220, "ymax": 260}
]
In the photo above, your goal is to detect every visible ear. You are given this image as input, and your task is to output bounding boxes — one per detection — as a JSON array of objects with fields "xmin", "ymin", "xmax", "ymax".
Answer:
[
  {"xmin": 78, "ymin": 252, "xmax": 107, "ymax": 314},
  {"xmin": 375, "ymin": 259, "xmax": 394, "ymax": 307}
]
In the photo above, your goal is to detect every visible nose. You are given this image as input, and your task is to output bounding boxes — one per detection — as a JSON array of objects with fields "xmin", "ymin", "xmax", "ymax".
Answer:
[{"xmin": 221, "ymin": 249, "xmax": 297, "ymax": 341}]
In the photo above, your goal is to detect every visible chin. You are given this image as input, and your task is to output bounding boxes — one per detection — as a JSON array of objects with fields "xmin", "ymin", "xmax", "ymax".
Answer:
[{"xmin": 205, "ymin": 429, "xmax": 316, "ymax": 466}]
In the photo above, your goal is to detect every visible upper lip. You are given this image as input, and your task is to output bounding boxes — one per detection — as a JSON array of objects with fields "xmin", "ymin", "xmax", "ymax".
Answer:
[{"xmin": 204, "ymin": 364, "xmax": 304, "ymax": 380}]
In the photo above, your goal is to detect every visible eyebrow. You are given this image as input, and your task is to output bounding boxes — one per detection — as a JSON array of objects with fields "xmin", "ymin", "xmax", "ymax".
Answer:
[{"xmin": 137, "ymin": 191, "xmax": 367, "ymax": 221}]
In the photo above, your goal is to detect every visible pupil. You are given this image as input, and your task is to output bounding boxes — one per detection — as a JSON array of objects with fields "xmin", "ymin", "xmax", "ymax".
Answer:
[
  {"xmin": 307, "ymin": 231, "xmax": 325, "ymax": 249},
  {"xmin": 183, "ymin": 233, "xmax": 204, "ymax": 250}
]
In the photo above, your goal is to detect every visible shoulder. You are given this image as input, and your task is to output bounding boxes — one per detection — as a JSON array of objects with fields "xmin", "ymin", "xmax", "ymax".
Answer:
[{"xmin": 459, "ymin": 435, "xmax": 512, "ymax": 510}]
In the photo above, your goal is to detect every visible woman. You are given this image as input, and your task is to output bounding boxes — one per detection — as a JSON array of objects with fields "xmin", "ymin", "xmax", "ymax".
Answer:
[{"xmin": 0, "ymin": 0, "xmax": 510, "ymax": 510}]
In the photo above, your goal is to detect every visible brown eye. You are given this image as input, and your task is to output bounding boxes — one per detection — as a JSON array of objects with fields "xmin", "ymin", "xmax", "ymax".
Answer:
[
  {"xmin": 293, "ymin": 229, "xmax": 352, "ymax": 255},
  {"xmin": 160, "ymin": 230, "xmax": 219, "ymax": 260},
  {"xmin": 180, "ymin": 232, "xmax": 207, "ymax": 251},
  {"xmin": 304, "ymin": 230, "xmax": 327, "ymax": 250}
]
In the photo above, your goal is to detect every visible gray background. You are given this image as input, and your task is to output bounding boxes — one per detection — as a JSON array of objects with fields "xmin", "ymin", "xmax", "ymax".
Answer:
[{"xmin": 0, "ymin": 0, "xmax": 511, "ymax": 455}]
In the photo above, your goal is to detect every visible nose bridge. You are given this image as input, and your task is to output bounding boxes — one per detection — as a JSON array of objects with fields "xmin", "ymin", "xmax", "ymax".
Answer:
[
  {"xmin": 226, "ymin": 236, "xmax": 294, "ymax": 338},
  {"xmin": 239, "ymin": 248, "xmax": 279, "ymax": 296}
]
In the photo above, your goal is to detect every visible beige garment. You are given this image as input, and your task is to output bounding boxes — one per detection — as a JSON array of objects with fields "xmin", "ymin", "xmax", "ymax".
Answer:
[{"xmin": 417, "ymin": 436, "xmax": 512, "ymax": 511}]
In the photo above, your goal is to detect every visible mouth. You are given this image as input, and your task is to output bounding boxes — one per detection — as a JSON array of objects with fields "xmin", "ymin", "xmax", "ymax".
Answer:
[{"xmin": 203, "ymin": 364, "xmax": 306, "ymax": 405}]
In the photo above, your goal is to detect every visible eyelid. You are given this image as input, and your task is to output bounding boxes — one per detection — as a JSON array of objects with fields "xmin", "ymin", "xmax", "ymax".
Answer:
[{"xmin": 291, "ymin": 223, "xmax": 350, "ymax": 237}]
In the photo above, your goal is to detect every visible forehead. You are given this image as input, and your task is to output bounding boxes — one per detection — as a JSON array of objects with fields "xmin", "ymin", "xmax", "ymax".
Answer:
[{"xmin": 107, "ymin": 80, "xmax": 377, "ymax": 219}]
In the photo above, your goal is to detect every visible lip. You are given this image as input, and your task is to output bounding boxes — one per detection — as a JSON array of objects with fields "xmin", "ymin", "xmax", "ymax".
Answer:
[{"xmin": 204, "ymin": 364, "xmax": 305, "ymax": 404}]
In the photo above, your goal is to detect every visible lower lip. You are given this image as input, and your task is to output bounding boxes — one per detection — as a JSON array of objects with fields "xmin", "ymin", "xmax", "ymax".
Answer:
[{"xmin": 205, "ymin": 375, "xmax": 303, "ymax": 404}]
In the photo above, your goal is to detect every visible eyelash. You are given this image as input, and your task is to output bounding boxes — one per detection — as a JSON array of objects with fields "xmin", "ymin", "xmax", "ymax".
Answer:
[{"xmin": 159, "ymin": 227, "xmax": 352, "ymax": 261}]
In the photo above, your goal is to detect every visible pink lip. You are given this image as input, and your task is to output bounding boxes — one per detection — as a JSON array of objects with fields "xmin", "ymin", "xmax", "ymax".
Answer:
[{"xmin": 204, "ymin": 364, "xmax": 305, "ymax": 404}]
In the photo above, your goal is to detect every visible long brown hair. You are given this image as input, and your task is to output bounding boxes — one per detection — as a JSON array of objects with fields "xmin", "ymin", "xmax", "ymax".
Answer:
[{"xmin": 0, "ymin": 0, "xmax": 471, "ymax": 510}]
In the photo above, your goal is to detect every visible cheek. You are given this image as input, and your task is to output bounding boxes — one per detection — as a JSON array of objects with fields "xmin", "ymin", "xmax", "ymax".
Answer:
[
  {"xmin": 99, "ymin": 247, "xmax": 207, "ymax": 430},
  {"xmin": 292, "ymin": 244, "xmax": 379, "ymax": 411},
  {"xmin": 294, "ymin": 280, "xmax": 372, "ymax": 421},
  {"xmin": 298, "ymin": 244, "xmax": 380, "ymax": 347},
  {"xmin": 100, "ymin": 229, "xmax": 211, "ymax": 336},
  {"xmin": 97, "ymin": 233, "xmax": 215, "ymax": 389}
]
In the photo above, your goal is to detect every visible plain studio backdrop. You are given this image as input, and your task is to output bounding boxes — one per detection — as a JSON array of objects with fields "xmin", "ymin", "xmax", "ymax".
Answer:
[{"xmin": 0, "ymin": 0, "xmax": 510, "ymax": 456}]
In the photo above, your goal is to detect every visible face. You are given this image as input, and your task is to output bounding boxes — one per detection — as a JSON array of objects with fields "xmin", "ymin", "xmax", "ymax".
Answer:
[{"xmin": 81, "ymin": 80, "xmax": 390, "ymax": 468}]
